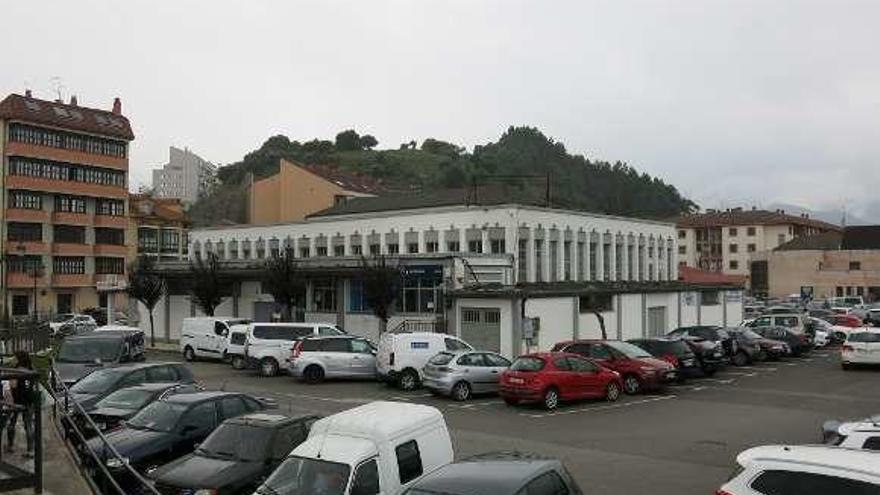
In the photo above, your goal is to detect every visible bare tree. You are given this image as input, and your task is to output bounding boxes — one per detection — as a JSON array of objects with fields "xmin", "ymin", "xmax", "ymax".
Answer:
[
  {"xmin": 189, "ymin": 253, "xmax": 228, "ymax": 316},
  {"xmin": 126, "ymin": 256, "xmax": 166, "ymax": 347},
  {"xmin": 359, "ymin": 255, "xmax": 403, "ymax": 333},
  {"xmin": 261, "ymin": 247, "xmax": 305, "ymax": 321}
]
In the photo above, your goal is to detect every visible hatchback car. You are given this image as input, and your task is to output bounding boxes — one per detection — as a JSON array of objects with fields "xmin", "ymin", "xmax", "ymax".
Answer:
[
  {"xmin": 668, "ymin": 326, "xmax": 738, "ymax": 359},
  {"xmin": 152, "ymin": 412, "xmax": 321, "ymax": 495},
  {"xmin": 552, "ymin": 340, "xmax": 676, "ymax": 394},
  {"xmin": 403, "ymin": 451, "xmax": 583, "ymax": 495},
  {"xmin": 841, "ymin": 329, "xmax": 880, "ymax": 370},
  {"xmin": 66, "ymin": 362, "xmax": 195, "ymax": 413},
  {"xmin": 288, "ymin": 335, "xmax": 377, "ymax": 383},
  {"xmin": 728, "ymin": 328, "xmax": 789, "ymax": 362},
  {"xmin": 627, "ymin": 337, "xmax": 701, "ymax": 379},
  {"xmin": 84, "ymin": 382, "xmax": 203, "ymax": 435},
  {"xmin": 422, "ymin": 350, "xmax": 511, "ymax": 401},
  {"xmin": 500, "ymin": 352, "xmax": 622, "ymax": 410}
]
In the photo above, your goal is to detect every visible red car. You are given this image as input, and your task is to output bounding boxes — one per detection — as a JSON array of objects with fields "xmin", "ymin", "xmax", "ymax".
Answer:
[
  {"xmin": 499, "ymin": 352, "xmax": 623, "ymax": 410},
  {"xmin": 551, "ymin": 340, "xmax": 676, "ymax": 395},
  {"xmin": 829, "ymin": 314, "xmax": 862, "ymax": 328}
]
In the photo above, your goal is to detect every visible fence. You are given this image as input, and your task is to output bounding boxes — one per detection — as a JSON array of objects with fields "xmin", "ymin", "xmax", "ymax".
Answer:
[{"xmin": 0, "ymin": 320, "xmax": 52, "ymax": 356}]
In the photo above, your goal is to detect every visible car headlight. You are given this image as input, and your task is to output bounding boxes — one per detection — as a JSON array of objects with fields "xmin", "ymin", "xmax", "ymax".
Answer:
[
  {"xmin": 105, "ymin": 457, "xmax": 129, "ymax": 469},
  {"xmin": 194, "ymin": 490, "xmax": 219, "ymax": 495}
]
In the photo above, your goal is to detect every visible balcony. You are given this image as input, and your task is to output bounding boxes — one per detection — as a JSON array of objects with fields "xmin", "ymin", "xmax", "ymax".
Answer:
[
  {"xmin": 94, "ymin": 244, "xmax": 129, "ymax": 256},
  {"xmin": 7, "ymin": 273, "xmax": 47, "ymax": 289},
  {"xmin": 52, "ymin": 274, "xmax": 94, "ymax": 287},
  {"xmin": 5, "ymin": 141, "xmax": 128, "ymax": 171},
  {"xmin": 6, "ymin": 175, "xmax": 126, "ymax": 200},
  {"xmin": 4, "ymin": 242, "xmax": 48, "ymax": 255},
  {"xmin": 53, "ymin": 211, "xmax": 92, "ymax": 226},
  {"xmin": 6, "ymin": 209, "xmax": 49, "ymax": 223},
  {"xmin": 52, "ymin": 243, "xmax": 93, "ymax": 256},
  {"xmin": 94, "ymin": 215, "xmax": 127, "ymax": 228}
]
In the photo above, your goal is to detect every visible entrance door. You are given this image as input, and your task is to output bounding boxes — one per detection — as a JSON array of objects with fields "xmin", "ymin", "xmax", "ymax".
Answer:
[
  {"xmin": 460, "ymin": 308, "xmax": 501, "ymax": 353},
  {"xmin": 648, "ymin": 306, "xmax": 667, "ymax": 336}
]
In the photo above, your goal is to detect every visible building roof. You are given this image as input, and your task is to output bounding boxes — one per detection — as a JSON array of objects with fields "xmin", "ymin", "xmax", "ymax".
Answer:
[
  {"xmin": 451, "ymin": 280, "xmax": 743, "ymax": 299},
  {"xmin": 674, "ymin": 208, "xmax": 840, "ymax": 231},
  {"xmin": 130, "ymin": 194, "xmax": 189, "ymax": 225},
  {"xmin": 841, "ymin": 225, "xmax": 880, "ymax": 250},
  {"xmin": 678, "ymin": 266, "xmax": 748, "ymax": 285},
  {"xmin": 0, "ymin": 93, "xmax": 134, "ymax": 141},
  {"xmin": 775, "ymin": 232, "xmax": 843, "ymax": 251},
  {"xmin": 298, "ymin": 163, "xmax": 386, "ymax": 195},
  {"xmin": 774, "ymin": 225, "xmax": 880, "ymax": 251}
]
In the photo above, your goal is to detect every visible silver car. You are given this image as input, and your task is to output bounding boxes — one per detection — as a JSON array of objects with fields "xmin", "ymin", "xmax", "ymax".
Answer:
[
  {"xmin": 422, "ymin": 350, "xmax": 511, "ymax": 401},
  {"xmin": 289, "ymin": 336, "xmax": 377, "ymax": 383}
]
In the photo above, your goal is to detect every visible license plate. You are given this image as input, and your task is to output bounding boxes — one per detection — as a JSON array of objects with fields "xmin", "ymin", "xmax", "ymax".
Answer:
[{"xmin": 509, "ymin": 377, "xmax": 524, "ymax": 384}]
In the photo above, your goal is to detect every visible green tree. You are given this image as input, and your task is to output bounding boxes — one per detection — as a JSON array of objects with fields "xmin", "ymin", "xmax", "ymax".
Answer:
[
  {"xmin": 335, "ymin": 129, "xmax": 362, "ymax": 151},
  {"xmin": 126, "ymin": 256, "xmax": 166, "ymax": 347},
  {"xmin": 359, "ymin": 135, "xmax": 379, "ymax": 150},
  {"xmin": 359, "ymin": 255, "xmax": 403, "ymax": 334},
  {"xmin": 188, "ymin": 253, "xmax": 228, "ymax": 316},
  {"xmin": 421, "ymin": 138, "xmax": 464, "ymax": 157},
  {"xmin": 261, "ymin": 247, "xmax": 305, "ymax": 321}
]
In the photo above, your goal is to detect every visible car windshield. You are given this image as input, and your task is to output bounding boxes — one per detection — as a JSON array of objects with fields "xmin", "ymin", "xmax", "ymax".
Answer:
[
  {"xmin": 428, "ymin": 352, "xmax": 455, "ymax": 366},
  {"xmin": 198, "ymin": 423, "xmax": 275, "ymax": 461},
  {"xmin": 849, "ymin": 333, "xmax": 880, "ymax": 343},
  {"xmin": 95, "ymin": 388, "xmax": 156, "ymax": 410},
  {"xmin": 57, "ymin": 338, "xmax": 122, "ymax": 363},
  {"xmin": 69, "ymin": 368, "xmax": 126, "ymax": 395},
  {"xmin": 127, "ymin": 401, "xmax": 189, "ymax": 432},
  {"xmin": 606, "ymin": 341, "xmax": 653, "ymax": 358},
  {"xmin": 52, "ymin": 314, "xmax": 75, "ymax": 323},
  {"xmin": 259, "ymin": 456, "xmax": 350, "ymax": 495},
  {"xmin": 509, "ymin": 357, "xmax": 545, "ymax": 371}
]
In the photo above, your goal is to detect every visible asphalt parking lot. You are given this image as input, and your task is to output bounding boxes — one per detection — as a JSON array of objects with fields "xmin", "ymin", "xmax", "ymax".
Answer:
[{"xmin": 150, "ymin": 348, "xmax": 880, "ymax": 495}]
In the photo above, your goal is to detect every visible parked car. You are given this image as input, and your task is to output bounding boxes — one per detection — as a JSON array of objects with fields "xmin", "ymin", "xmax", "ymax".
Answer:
[
  {"xmin": 54, "ymin": 329, "xmax": 146, "ymax": 387},
  {"xmin": 667, "ymin": 326, "xmax": 737, "ymax": 359},
  {"xmin": 680, "ymin": 337, "xmax": 724, "ymax": 376},
  {"xmin": 84, "ymin": 382, "xmax": 203, "ymax": 436},
  {"xmin": 226, "ymin": 324, "xmax": 250, "ymax": 369},
  {"xmin": 499, "ymin": 352, "xmax": 623, "ymax": 409},
  {"xmin": 717, "ymin": 445, "xmax": 880, "ymax": 494},
  {"xmin": 422, "ymin": 350, "xmax": 511, "ymax": 401},
  {"xmin": 728, "ymin": 328, "xmax": 789, "ymax": 362},
  {"xmin": 257, "ymin": 401, "xmax": 454, "ymax": 495},
  {"xmin": 289, "ymin": 335, "xmax": 377, "ymax": 383},
  {"xmin": 747, "ymin": 313, "xmax": 810, "ymax": 334},
  {"xmin": 67, "ymin": 362, "xmax": 195, "ymax": 413},
  {"xmin": 806, "ymin": 317, "xmax": 834, "ymax": 346},
  {"xmin": 828, "ymin": 313, "xmax": 863, "ymax": 328},
  {"xmin": 751, "ymin": 325, "xmax": 812, "ymax": 356},
  {"xmin": 244, "ymin": 322, "xmax": 346, "ymax": 377},
  {"xmin": 627, "ymin": 337, "xmax": 701, "ymax": 379},
  {"xmin": 88, "ymin": 391, "xmax": 272, "ymax": 484},
  {"xmin": 551, "ymin": 340, "xmax": 675, "ymax": 394},
  {"xmin": 377, "ymin": 332, "xmax": 474, "ymax": 390},
  {"xmin": 49, "ymin": 313, "xmax": 97, "ymax": 336},
  {"xmin": 822, "ymin": 415, "xmax": 880, "ymax": 450},
  {"xmin": 841, "ymin": 329, "xmax": 880, "ymax": 370},
  {"xmin": 179, "ymin": 316, "xmax": 252, "ymax": 362},
  {"xmin": 152, "ymin": 412, "xmax": 321, "ymax": 495},
  {"xmin": 402, "ymin": 451, "xmax": 583, "ymax": 495}
]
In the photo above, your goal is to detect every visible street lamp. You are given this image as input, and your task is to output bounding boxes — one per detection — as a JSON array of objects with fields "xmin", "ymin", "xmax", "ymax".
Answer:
[{"xmin": 15, "ymin": 243, "xmax": 44, "ymax": 321}]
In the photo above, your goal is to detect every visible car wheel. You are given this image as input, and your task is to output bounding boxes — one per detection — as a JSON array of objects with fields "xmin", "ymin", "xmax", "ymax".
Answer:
[
  {"xmin": 398, "ymin": 369, "xmax": 419, "ymax": 391},
  {"xmin": 183, "ymin": 346, "xmax": 195, "ymax": 362},
  {"xmin": 260, "ymin": 358, "xmax": 279, "ymax": 377},
  {"xmin": 303, "ymin": 365, "xmax": 325, "ymax": 384},
  {"xmin": 605, "ymin": 382, "xmax": 621, "ymax": 402},
  {"xmin": 452, "ymin": 381, "xmax": 471, "ymax": 401},
  {"xmin": 542, "ymin": 387, "xmax": 559, "ymax": 410},
  {"xmin": 623, "ymin": 375, "xmax": 641, "ymax": 395},
  {"xmin": 231, "ymin": 355, "xmax": 246, "ymax": 370},
  {"xmin": 732, "ymin": 350, "xmax": 750, "ymax": 367}
]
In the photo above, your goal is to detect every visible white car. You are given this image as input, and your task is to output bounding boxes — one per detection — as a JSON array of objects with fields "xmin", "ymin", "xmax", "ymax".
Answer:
[
  {"xmin": 841, "ymin": 328, "xmax": 880, "ymax": 370},
  {"xmin": 717, "ymin": 445, "xmax": 880, "ymax": 494},
  {"xmin": 243, "ymin": 322, "xmax": 345, "ymax": 376},
  {"xmin": 179, "ymin": 317, "xmax": 252, "ymax": 362},
  {"xmin": 49, "ymin": 313, "xmax": 97, "ymax": 335},
  {"xmin": 376, "ymin": 332, "xmax": 473, "ymax": 390},
  {"xmin": 822, "ymin": 416, "xmax": 880, "ymax": 451}
]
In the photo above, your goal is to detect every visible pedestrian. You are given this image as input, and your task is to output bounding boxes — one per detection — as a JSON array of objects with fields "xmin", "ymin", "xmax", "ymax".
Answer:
[{"xmin": 6, "ymin": 351, "xmax": 34, "ymax": 458}]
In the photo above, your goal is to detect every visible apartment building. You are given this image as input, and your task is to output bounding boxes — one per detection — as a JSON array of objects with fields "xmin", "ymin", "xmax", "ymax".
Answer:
[
  {"xmin": 675, "ymin": 208, "xmax": 839, "ymax": 278},
  {"xmin": 0, "ymin": 92, "xmax": 134, "ymax": 317},
  {"xmin": 129, "ymin": 194, "xmax": 190, "ymax": 261},
  {"xmin": 152, "ymin": 146, "xmax": 216, "ymax": 204}
]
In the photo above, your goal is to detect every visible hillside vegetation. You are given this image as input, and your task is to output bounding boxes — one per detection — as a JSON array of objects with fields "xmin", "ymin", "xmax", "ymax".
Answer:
[{"xmin": 189, "ymin": 126, "xmax": 696, "ymax": 226}]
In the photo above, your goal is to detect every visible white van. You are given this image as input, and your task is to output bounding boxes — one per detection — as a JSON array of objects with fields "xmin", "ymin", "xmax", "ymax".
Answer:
[
  {"xmin": 244, "ymin": 322, "xmax": 345, "ymax": 376},
  {"xmin": 179, "ymin": 317, "xmax": 251, "ymax": 362},
  {"xmin": 225, "ymin": 324, "xmax": 250, "ymax": 369},
  {"xmin": 257, "ymin": 401, "xmax": 454, "ymax": 495},
  {"xmin": 377, "ymin": 332, "xmax": 473, "ymax": 390}
]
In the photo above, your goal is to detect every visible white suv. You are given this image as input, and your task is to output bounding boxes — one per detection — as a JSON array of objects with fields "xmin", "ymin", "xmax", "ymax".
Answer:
[
  {"xmin": 244, "ymin": 322, "xmax": 345, "ymax": 376},
  {"xmin": 823, "ymin": 417, "xmax": 880, "ymax": 451},
  {"xmin": 718, "ymin": 445, "xmax": 880, "ymax": 494}
]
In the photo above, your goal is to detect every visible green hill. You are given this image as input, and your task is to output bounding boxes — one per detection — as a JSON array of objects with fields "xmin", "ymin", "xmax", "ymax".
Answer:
[{"xmin": 189, "ymin": 126, "xmax": 697, "ymax": 226}]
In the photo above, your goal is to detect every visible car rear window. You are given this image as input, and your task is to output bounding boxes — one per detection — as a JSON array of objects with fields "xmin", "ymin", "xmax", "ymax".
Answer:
[
  {"xmin": 428, "ymin": 352, "xmax": 455, "ymax": 365},
  {"xmin": 253, "ymin": 325, "xmax": 313, "ymax": 341},
  {"xmin": 510, "ymin": 357, "xmax": 545, "ymax": 372}
]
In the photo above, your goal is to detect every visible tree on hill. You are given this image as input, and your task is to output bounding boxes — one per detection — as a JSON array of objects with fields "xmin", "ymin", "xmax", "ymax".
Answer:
[
  {"xmin": 360, "ymin": 135, "xmax": 378, "ymax": 150},
  {"xmin": 421, "ymin": 138, "xmax": 464, "ymax": 157},
  {"xmin": 335, "ymin": 129, "xmax": 362, "ymax": 151}
]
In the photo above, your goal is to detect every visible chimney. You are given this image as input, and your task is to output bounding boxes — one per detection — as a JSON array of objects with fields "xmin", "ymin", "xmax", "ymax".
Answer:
[
  {"xmin": 70, "ymin": 95, "xmax": 78, "ymax": 106},
  {"xmin": 112, "ymin": 97, "xmax": 122, "ymax": 115},
  {"xmin": 24, "ymin": 89, "xmax": 32, "ymax": 98}
]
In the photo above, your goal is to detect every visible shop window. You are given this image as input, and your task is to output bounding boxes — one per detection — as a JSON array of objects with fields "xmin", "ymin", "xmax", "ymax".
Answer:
[
  {"xmin": 312, "ymin": 279, "xmax": 336, "ymax": 312},
  {"xmin": 579, "ymin": 294, "xmax": 613, "ymax": 313}
]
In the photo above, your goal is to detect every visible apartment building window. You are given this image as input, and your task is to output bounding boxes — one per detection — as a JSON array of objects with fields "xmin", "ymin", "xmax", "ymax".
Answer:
[
  {"xmin": 240, "ymin": 240, "xmax": 251, "ymax": 259},
  {"xmin": 678, "ymin": 230, "xmax": 686, "ymax": 239},
  {"xmin": 95, "ymin": 228, "xmax": 124, "ymax": 245},
  {"xmin": 160, "ymin": 229, "xmax": 180, "ymax": 252},
  {"xmin": 490, "ymin": 239, "xmax": 505, "ymax": 254},
  {"xmin": 269, "ymin": 239, "xmax": 280, "ymax": 258},
  {"xmin": 729, "ymin": 228, "xmax": 738, "ymax": 236},
  {"xmin": 316, "ymin": 246, "xmax": 327, "ymax": 257},
  {"xmin": 425, "ymin": 241, "xmax": 438, "ymax": 253},
  {"xmin": 95, "ymin": 257, "xmax": 125, "ymax": 275},
  {"xmin": 348, "ymin": 279, "xmax": 371, "ymax": 312},
  {"xmin": 748, "ymin": 243, "xmax": 756, "ymax": 253},
  {"xmin": 138, "ymin": 228, "xmax": 159, "ymax": 252},
  {"xmin": 8, "ymin": 223, "xmax": 42, "ymax": 242},
  {"xmin": 400, "ymin": 269, "xmax": 442, "ymax": 313},
  {"xmin": 334, "ymin": 245, "xmax": 345, "ymax": 256},
  {"xmin": 850, "ymin": 261, "xmax": 862, "ymax": 271},
  {"xmin": 468, "ymin": 240, "xmax": 482, "ymax": 254},
  {"xmin": 9, "ymin": 123, "xmax": 127, "ymax": 158},
  {"xmin": 96, "ymin": 199, "xmax": 124, "ymax": 216},
  {"xmin": 9, "ymin": 157, "xmax": 125, "ymax": 187},
  {"xmin": 747, "ymin": 227, "xmax": 756, "ymax": 236},
  {"xmin": 563, "ymin": 241, "xmax": 572, "ymax": 281},
  {"xmin": 549, "ymin": 240, "xmax": 559, "ymax": 281},
  {"xmin": 351, "ymin": 244, "xmax": 363, "ymax": 255},
  {"xmin": 729, "ymin": 260, "xmax": 739, "ymax": 270},
  {"xmin": 7, "ymin": 255, "xmax": 42, "ymax": 273},
  {"xmin": 701, "ymin": 291, "xmax": 720, "ymax": 305},
  {"xmin": 517, "ymin": 239, "xmax": 528, "ymax": 281},
  {"xmin": 678, "ymin": 246, "xmax": 686, "ymax": 255},
  {"xmin": 589, "ymin": 242, "xmax": 597, "ymax": 280},
  {"xmin": 407, "ymin": 243, "xmax": 419, "ymax": 254},
  {"xmin": 228, "ymin": 240, "xmax": 239, "ymax": 260},
  {"xmin": 615, "ymin": 243, "xmax": 623, "ymax": 280},
  {"xmin": 387, "ymin": 243, "xmax": 399, "ymax": 255},
  {"xmin": 53, "ymin": 256, "xmax": 85, "ymax": 275},
  {"xmin": 729, "ymin": 243, "xmax": 738, "ymax": 253},
  {"xmin": 54, "ymin": 225, "xmax": 85, "ymax": 244},
  {"xmin": 312, "ymin": 279, "xmax": 336, "ymax": 312},
  {"xmin": 534, "ymin": 240, "xmax": 544, "ymax": 282},
  {"xmin": 8, "ymin": 191, "xmax": 42, "ymax": 210},
  {"xmin": 369, "ymin": 244, "xmax": 380, "ymax": 255},
  {"xmin": 299, "ymin": 247, "xmax": 310, "ymax": 258},
  {"xmin": 446, "ymin": 241, "xmax": 460, "ymax": 253},
  {"xmin": 602, "ymin": 243, "xmax": 611, "ymax": 281},
  {"xmin": 55, "ymin": 195, "xmax": 87, "ymax": 214}
]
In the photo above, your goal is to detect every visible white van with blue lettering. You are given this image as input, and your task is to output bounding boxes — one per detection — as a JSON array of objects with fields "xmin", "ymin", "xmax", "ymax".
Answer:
[{"xmin": 377, "ymin": 332, "xmax": 472, "ymax": 391}]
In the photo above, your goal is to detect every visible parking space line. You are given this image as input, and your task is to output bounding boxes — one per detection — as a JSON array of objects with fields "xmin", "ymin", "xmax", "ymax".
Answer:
[
  {"xmin": 667, "ymin": 384, "xmax": 709, "ymax": 392},
  {"xmin": 716, "ymin": 371, "xmax": 757, "ymax": 377},
  {"xmin": 520, "ymin": 395, "xmax": 677, "ymax": 418},
  {"xmin": 696, "ymin": 378, "xmax": 735, "ymax": 384},
  {"xmin": 274, "ymin": 392, "xmax": 374, "ymax": 405},
  {"xmin": 732, "ymin": 366, "xmax": 777, "ymax": 371}
]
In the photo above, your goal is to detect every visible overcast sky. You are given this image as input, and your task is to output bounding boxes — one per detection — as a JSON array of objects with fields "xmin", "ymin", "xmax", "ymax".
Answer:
[{"xmin": 4, "ymin": 1, "xmax": 879, "ymax": 220}]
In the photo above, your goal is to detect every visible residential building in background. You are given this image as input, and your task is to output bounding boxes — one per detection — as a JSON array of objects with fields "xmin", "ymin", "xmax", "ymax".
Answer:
[
  {"xmin": 0, "ymin": 91, "xmax": 134, "ymax": 317},
  {"xmin": 751, "ymin": 225, "xmax": 880, "ymax": 301},
  {"xmin": 675, "ymin": 208, "xmax": 840, "ymax": 281},
  {"xmin": 248, "ymin": 159, "xmax": 382, "ymax": 224},
  {"xmin": 152, "ymin": 146, "xmax": 216, "ymax": 204},
  {"xmin": 129, "ymin": 194, "xmax": 190, "ymax": 262}
]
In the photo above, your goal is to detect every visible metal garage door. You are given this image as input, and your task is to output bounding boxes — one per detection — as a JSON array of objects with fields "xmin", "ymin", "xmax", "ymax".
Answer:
[
  {"xmin": 460, "ymin": 307, "xmax": 501, "ymax": 353},
  {"xmin": 648, "ymin": 306, "xmax": 667, "ymax": 336}
]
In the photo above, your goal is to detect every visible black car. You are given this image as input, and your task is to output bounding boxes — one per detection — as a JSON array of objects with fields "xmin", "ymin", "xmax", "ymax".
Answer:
[
  {"xmin": 627, "ymin": 337, "xmax": 701, "ymax": 379},
  {"xmin": 729, "ymin": 328, "xmax": 789, "ymax": 361},
  {"xmin": 752, "ymin": 326, "xmax": 812, "ymax": 356},
  {"xmin": 725, "ymin": 328, "xmax": 766, "ymax": 366},
  {"xmin": 85, "ymin": 382, "xmax": 203, "ymax": 435},
  {"xmin": 402, "ymin": 451, "xmax": 583, "ymax": 495},
  {"xmin": 66, "ymin": 362, "xmax": 194, "ymax": 414},
  {"xmin": 54, "ymin": 330, "xmax": 146, "ymax": 387},
  {"xmin": 88, "ymin": 392, "xmax": 272, "ymax": 486},
  {"xmin": 152, "ymin": 412, "xmax": 321, "ymax": 495},
  {"xmin": 668, "ymin": 326, "xmax": 737, "ymax": 359},
  {"xmin": 680, "ymin": 338, "xmax": 724, "ymax": 376}
]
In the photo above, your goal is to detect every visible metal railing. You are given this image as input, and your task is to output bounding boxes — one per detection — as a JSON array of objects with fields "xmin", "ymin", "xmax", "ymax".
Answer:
[
  {"xmin": 50, "ymin": 367, "xmax": 160, "ymax": 495},
  {"xmin": 0, "ymin": 320, "xmax": 52, "ymax": 356},
  {"xmin": 389, "ymin": 319, "xmax": 444, "ymax": 334}
]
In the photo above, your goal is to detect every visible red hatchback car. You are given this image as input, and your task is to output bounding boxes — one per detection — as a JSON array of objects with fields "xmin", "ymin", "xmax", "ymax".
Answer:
[
  {"xmin": 499, "ymin": 352, "xmax": 623, "ymax": 410},
  {"xmin": 552, "ymin": 340, "xmax": 676, "ymax": 395}
]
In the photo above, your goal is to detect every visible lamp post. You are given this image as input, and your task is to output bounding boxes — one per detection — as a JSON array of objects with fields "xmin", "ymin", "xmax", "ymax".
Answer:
[{"xmin": 15, "ymin": 243, "xmax": 44, "ymax": 321}]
